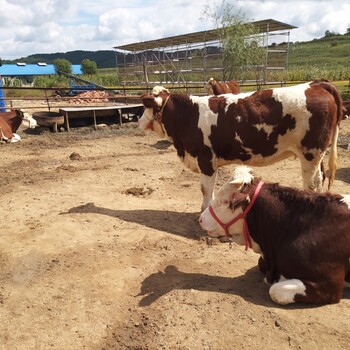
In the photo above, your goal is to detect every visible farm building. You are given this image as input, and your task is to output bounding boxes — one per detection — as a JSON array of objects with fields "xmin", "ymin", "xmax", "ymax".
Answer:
[
  {"xmin": 0, "ymin": 63, "xmax": 83, "ymax": 111},
  {"xmin": 0, "ymin": 63, "xmax": 83, "ymax": 86},
  {"xmin": 114, "ymin": 18, "xmax": 296, "ymax": 86},
  {"xmin": 0, "ymin": 63, "xmax": 82, "ymax": 77}
]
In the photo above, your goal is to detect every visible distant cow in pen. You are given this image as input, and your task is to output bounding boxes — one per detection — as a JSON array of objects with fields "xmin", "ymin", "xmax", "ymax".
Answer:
[
  {"xmin": 207, "ymin": 77, "xmax": 240, "ymax": 95},
  {"xmin": 0, "ymin": 109, "xmax": 37, "ymax": 142}
]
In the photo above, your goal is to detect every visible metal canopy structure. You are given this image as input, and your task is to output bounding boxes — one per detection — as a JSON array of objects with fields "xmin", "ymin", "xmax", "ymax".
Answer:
[{"xmin": 114, "ymin": 18, "xmax": 297, "ymax": 86}]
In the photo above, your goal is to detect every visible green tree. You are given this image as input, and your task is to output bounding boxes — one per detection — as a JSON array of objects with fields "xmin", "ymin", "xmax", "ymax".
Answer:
[
  {"xmin": 324, "ymin": 30, "xmax": 339, "ymax": 37},
  {"xmin": 201, "ymin": 0, "xmax": 265, "ymax": 81},
  {"xmin": 0, "ymin": 57, "xmax": 2, "ymax": 67},
  {"xmin": 81, "ymin": 59, "xmax": 98, "ymax": 76},
  {"xmin": 53, "ymin": 58, "xmax": 72, "ymax": 74}
]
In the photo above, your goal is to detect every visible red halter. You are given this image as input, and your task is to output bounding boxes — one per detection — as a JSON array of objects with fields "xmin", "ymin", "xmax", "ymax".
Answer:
[{"xmin": 208, "ymin": 181, "xmax": 264, "ymax": 250}]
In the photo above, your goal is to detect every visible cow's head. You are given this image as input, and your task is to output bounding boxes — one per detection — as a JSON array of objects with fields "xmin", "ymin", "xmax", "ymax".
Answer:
[
  {"xmin": 207, "ymin": 77, "xmax": 216, "ymax": 87},
  {"xmin": 199, "ymin": 166, "xmax": 254, "ymax": 245},
  {"xmin": 139, "ymin": 86, "xmax": 170, "ymax": 138},
  {"xmin": 204, "ymin": 77, "xmax": 215, "ymax": 95},
  {"xmin": 17, "ymin": 109, "xmax": 37, "ymax": 130}
]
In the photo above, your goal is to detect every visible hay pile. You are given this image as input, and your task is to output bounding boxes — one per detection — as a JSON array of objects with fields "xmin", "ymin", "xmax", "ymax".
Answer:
[{"xmin": 69, "ymin": 90, "xmax": 111, "ymax": 104}]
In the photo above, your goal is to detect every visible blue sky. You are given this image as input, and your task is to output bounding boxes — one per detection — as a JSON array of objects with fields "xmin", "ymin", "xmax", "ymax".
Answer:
[{"xmin": 0, "ymin": 0, "xmax": 349, "ymax": 60}]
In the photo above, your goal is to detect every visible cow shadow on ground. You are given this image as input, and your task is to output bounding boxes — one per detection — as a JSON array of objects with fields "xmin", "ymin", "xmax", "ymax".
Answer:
[
  {"xmin": 137, "ymin": 265, "xmax": 350, "ymax": 309},
  {"xmin": 137, "ymin": 264, "xmax": 271, "ymax": 307},
  {"xmin": 63, "ymin": 204, "xmax": 350, "ymax": 309},
  {"xmin": 63, "ymin": 203, "xmax": 203, "ymax": 240},
  {"xmin": 334, "ymin": 167, "xmax": 350, "ymax": 185},
  {"xmin": 150, "ymin": 140, "xmax": 173, "ymax": 150}
]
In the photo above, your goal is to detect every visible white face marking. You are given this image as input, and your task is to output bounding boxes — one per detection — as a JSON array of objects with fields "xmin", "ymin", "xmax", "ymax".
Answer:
[
  {"xmin": 139, "ymin": 108, "xmax": 154, "ymax": 130},
  {"xmin": 269, "ymin": 279, "xmax": 307, "ymax": 305},
  {"xmin": 199, "ymin": 166, "xmax": 252, "ymax": 241},
  {"xmin": 340, "ymin": 195, "xmax": 350, "ymax": 209},
  {"xmin": 139, "ymin": 94, "xmax": 164, "ymax": 131},
  {"xmin": 19, "ymin": 111, "xmax": 37, "ymax": 129},
  {"xmin": 229, "ymin": 166, "xmax": 254, "ymax": 188},
  {"xmin": 152, "ymin": 86, "xmax": 169, "ymax": 95},
  {"xmin": 199, "ymin": 201, "xmax": 245, "ymax": 241}
]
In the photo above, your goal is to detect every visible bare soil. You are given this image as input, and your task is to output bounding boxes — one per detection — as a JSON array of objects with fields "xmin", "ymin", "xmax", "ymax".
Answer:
[{"xmin": 1, "ymin": 117, "xmax": 350, "ymax": 350}]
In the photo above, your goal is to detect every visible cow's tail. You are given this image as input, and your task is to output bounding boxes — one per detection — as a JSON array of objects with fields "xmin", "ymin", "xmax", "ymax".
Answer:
[
  {"xmin": 328, "ymin": 122, "xmax": 339, "ymax": 190},
  {"xmin": 321, "ymin": 81, "xmax": 343, "ymax": 190}
]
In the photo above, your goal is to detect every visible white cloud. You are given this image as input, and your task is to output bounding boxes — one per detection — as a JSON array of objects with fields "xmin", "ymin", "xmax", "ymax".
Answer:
[{"xmin": 0, "ymin": 0, "xmax": 348, "ymax": 59}]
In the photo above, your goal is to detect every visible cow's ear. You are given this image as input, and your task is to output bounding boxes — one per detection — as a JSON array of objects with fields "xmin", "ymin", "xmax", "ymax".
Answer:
[
  {"xmin": 141, "ymin": 95, "xmax": 158, "ymax": 108},
  {"xmin": 229, "ymin": 193, "xmax": 249, "ymax": 210},
  {"xmin": 229, "ymin": 179, "xmax": 243, "ymax": 189}
]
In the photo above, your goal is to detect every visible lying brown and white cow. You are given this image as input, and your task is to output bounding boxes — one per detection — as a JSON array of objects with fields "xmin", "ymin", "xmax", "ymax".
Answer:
[
  {"xmin": 0, "ymin": 109, "xmax": 37, "ymax": 143},
  {"xmin": 207, "ymin": 77, "xmax": 240, "ymax": 95},
  {"xmin": 199, "ymin": 165, "xmax": 350, "ymax": 305},
  {"xmin": 139, "ymin": 81, "xmax": 342, "ymax": 210}
]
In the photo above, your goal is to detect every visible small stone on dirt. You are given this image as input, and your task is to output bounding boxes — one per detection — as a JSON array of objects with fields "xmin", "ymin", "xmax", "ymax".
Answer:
[{"xmin": 69, "ymin": 152, "xmax": 83, "ymax": 161}]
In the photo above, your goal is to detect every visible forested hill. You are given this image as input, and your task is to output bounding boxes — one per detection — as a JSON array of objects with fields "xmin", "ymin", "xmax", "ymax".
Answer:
[
  {"xmin": 5, "ymin": 50, "xmax": 116, "ymax": 68},
  {"xmin": 4, "ymin": 32, "xmax": 350, "ymax": 69}
]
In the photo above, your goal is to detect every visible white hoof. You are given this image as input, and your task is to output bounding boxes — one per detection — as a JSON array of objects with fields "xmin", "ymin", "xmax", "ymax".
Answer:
[{"xmin": 269, "ymin": 279, "xmax": 306, "ymax": 305}]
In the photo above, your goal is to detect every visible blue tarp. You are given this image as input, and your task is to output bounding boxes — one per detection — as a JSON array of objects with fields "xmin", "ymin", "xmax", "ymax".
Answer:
[
  {"xmin": 0, "ymin": 77, "xmax": 5, "ymax": 112},
  {"xmin": 0, "ymin": 64, "xmax": 82, "ymax": 77}
]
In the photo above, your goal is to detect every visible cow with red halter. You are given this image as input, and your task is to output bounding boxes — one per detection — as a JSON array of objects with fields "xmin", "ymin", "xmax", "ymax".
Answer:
[
  {"xmin": 0, "ymin": 109, "xmax": 37, "ymax": 143},
  {"xmin": 199, "ymin": 165, "xmax": 350, "ymax": 305},
  {"xmin": 139, "ymin": 80, "xmax": 343, "ymax": 211}
]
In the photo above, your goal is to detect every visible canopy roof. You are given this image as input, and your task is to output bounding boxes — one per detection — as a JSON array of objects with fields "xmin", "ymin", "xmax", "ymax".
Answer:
[
  {"xmin": 114, "ymin": 19, "xmax": 297, "ymax": 52},
  {"xmin": 0, "ymin": 64, "xmax": 82, "ymax": 77}
]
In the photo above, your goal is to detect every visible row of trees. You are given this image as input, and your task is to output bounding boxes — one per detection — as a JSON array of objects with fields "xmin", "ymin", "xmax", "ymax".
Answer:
[
  {"xmin": 201, "ymin": 1, "xmax": 265, "ymax": 81},
  {"xmin": 0, "ymin": 56, "xmax": 98, "ymax": 76},
  {"xmin": 53, "ymin": 58, "xmax": 98, "ymax": 76}
]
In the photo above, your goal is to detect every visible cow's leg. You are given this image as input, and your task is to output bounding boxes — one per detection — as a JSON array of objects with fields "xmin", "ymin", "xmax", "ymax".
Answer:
[
  {"xmin": 345, "ymin": 271, "xmax": 350, "ymax": 288},
  {"xmin": 345, "ymin": 261, "xmax": 350, "ymax": 287},
  {"xmin": 300, "ymin": 156, "xmax": 324, "ymax": 191},
  {"xmin": 258, "ymin": 256, "xmax": 267, "ymax": 274},
  {"xmin": 199, "ymin": 171, "xmax": 217, "ymax": 211},
  {"xmin": 269, "ymin": 277, "xmax": 343, "ymax": 305}
]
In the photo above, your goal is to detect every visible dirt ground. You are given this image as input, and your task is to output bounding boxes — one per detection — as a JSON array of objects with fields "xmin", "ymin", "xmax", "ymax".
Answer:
[{"xmin": 1, "ymin": 114, "xmax": 350, "ymax": 350}]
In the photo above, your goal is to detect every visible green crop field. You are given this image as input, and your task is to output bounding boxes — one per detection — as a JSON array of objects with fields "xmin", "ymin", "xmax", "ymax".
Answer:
[{"xmin": 286, "ymin": 34, "xmax": 350, "ymax": 84}]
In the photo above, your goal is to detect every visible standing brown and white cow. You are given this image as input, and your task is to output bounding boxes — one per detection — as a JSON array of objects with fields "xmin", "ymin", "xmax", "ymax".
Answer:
[
  {"xmin": 139, "ymin": 81, "xmax": 343, "ymax": 210},
  {"xmin": 199, "ymin": 165, "xmax": 350, "ymax": 305},
  {"xmin": 0, "ymin": 109, "xmax": 37, "ymax": 142},
  {"xmin": 207, "ymin": 77, "xmax": 240, "ymax": 95}
]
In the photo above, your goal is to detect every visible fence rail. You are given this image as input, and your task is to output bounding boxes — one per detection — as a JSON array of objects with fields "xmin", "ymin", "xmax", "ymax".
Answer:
[{"xmin": 0, "ymin": 80, "xmax": 348, "ymax": 112}]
